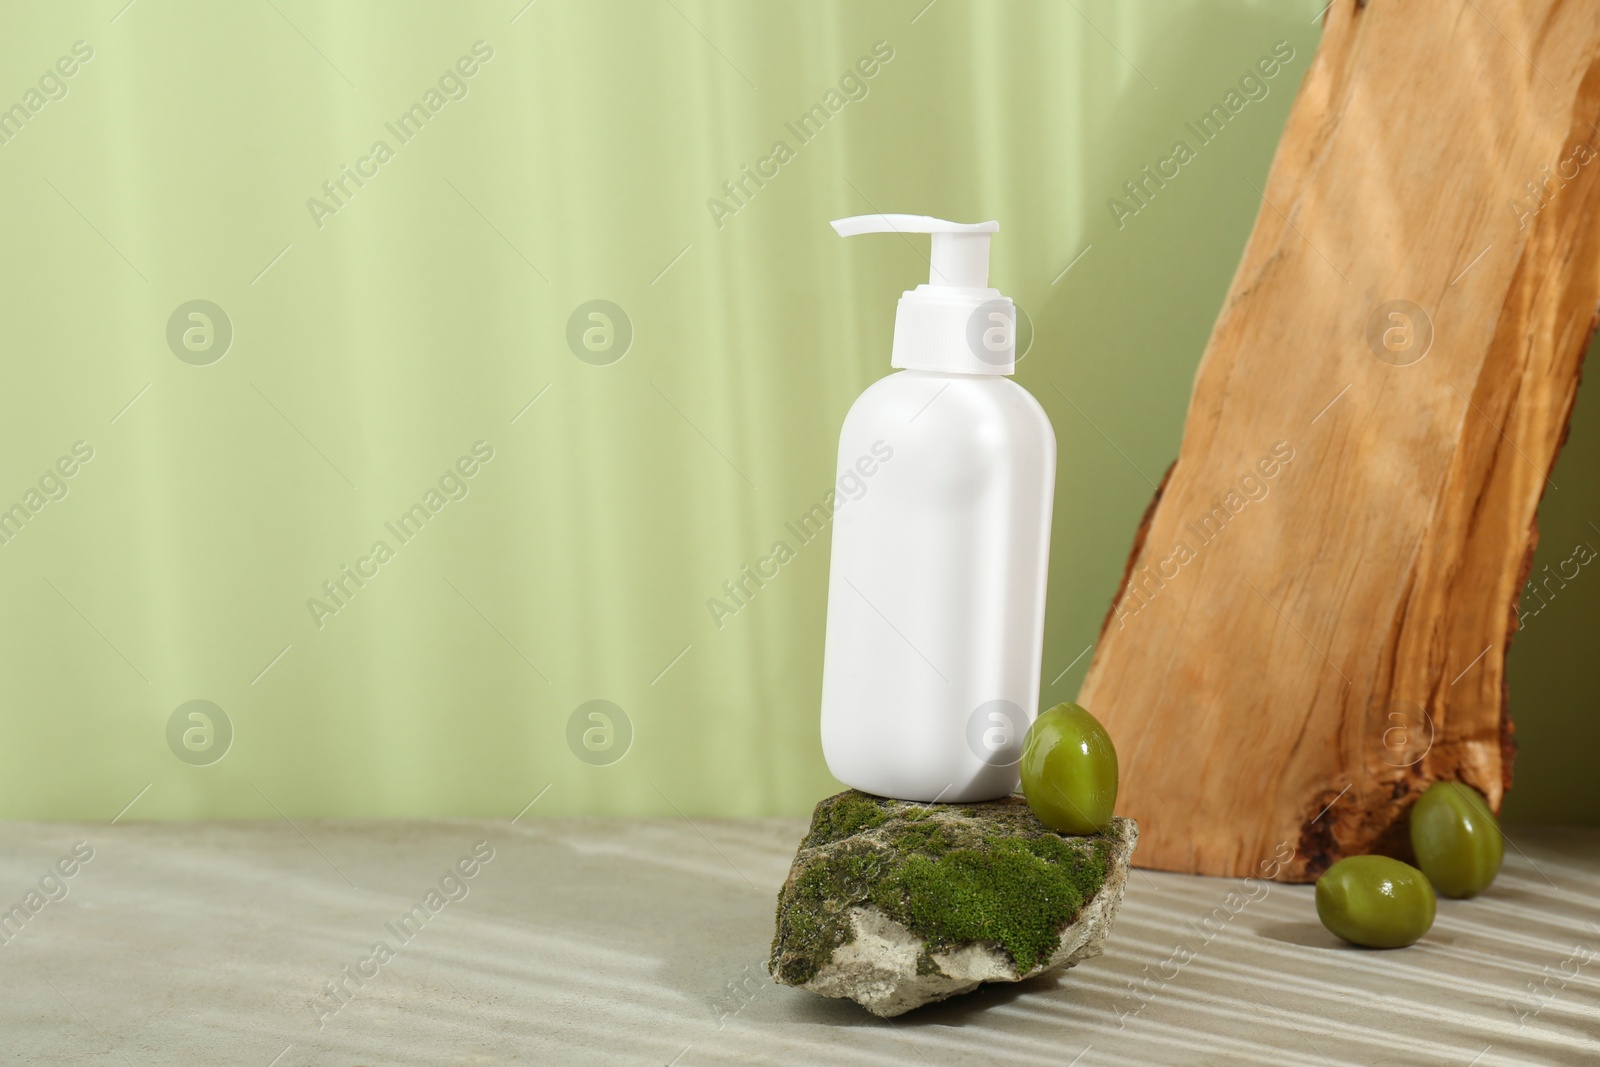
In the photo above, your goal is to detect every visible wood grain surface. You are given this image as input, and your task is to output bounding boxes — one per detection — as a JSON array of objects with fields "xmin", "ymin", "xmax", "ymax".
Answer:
[{"xmin": 1078, "ymin": 0, "xmax": 1600, "ymax": 880}]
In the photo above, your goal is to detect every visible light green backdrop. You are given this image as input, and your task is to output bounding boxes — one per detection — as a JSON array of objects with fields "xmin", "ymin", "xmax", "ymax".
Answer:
[{"xmin": 0, "ymin": 1, "xmax": 1591, "ymax": 824}]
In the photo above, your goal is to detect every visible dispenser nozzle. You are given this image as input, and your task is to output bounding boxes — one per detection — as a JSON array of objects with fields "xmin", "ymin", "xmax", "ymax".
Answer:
[{"xmin": 830, "ymin": 214, "xmax": 998, "ymax": 289}]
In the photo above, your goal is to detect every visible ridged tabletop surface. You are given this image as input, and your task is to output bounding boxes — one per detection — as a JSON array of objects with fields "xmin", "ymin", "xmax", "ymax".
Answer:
[{"xmin": 1, "ymin": 818, "xmax": 1594, "ymax": 1065}]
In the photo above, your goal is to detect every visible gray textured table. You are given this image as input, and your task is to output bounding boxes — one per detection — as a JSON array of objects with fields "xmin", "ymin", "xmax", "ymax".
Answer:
[{"xmin": 1, "ymin": 818, "xmax": 1595, "ymax": 1065}]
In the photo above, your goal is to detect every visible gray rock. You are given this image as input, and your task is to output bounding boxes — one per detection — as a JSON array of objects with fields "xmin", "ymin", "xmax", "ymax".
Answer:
[{"xmin": 768, "ymin": 790, "xmax": 1138, "ymax": 1017}]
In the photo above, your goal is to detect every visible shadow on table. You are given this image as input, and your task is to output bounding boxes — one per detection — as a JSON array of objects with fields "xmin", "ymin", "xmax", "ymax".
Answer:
[{"xmin": 1253, "ymin": 919, "xmax": 1356, "ymax": 950}]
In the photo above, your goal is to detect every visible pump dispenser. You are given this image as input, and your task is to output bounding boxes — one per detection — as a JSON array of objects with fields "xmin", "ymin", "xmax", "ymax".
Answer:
[
  {"xmin": 830, "ymin": 215, "xmax": 1015, "ymax": 375},
  {"xmin": 820, "ymin": 215, "xmax": 1057, "ymax": 803}
]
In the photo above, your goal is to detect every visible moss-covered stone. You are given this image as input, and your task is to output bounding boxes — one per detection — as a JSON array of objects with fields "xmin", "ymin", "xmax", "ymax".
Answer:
[{"xmin": 770, "ymin": 790, "xmax": 1127, "ymax": 990}]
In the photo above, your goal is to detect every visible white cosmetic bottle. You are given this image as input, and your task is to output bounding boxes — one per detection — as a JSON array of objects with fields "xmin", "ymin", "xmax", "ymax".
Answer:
[{"xmin": 820, "ymin": 214, "xmax": 1057, "ymax": 803}]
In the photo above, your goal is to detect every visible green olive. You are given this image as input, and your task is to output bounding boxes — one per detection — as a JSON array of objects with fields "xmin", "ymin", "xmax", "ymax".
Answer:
[
  {"xmin": 1316, "ymin": 856, "xmax": 1436, "ymax": 948},
  {"xmin": 1409, "ymin": 781, "xmax": 1504, "ymax": 899},
  {"xmin": 1020, "ymin": 702, "xmax": 1118, "ymax": 834}
]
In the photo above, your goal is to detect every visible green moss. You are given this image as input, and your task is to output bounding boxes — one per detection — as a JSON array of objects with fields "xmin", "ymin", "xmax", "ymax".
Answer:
[
  {"xmin": 801, "ymin": 791, "xmax": 891, "ymax": 848},
  {"xmin": 771, "ymin": 791, "xmax": 1117, "ymax": 986},
  {"xmin": 876, "ymin": 838, "xmax": 1106, "ymax": 974}
]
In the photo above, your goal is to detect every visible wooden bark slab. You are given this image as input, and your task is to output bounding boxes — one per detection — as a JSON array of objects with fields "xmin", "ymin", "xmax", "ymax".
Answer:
[{"xmin": 1077, "ymin": 0, "xmax": 1600, "ymax": 881}]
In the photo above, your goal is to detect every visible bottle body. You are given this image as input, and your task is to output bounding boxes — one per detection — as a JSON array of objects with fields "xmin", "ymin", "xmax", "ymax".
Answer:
[{"xmin": 820, "ymin": 369, "xmax": 1056, "ymax": 802}]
